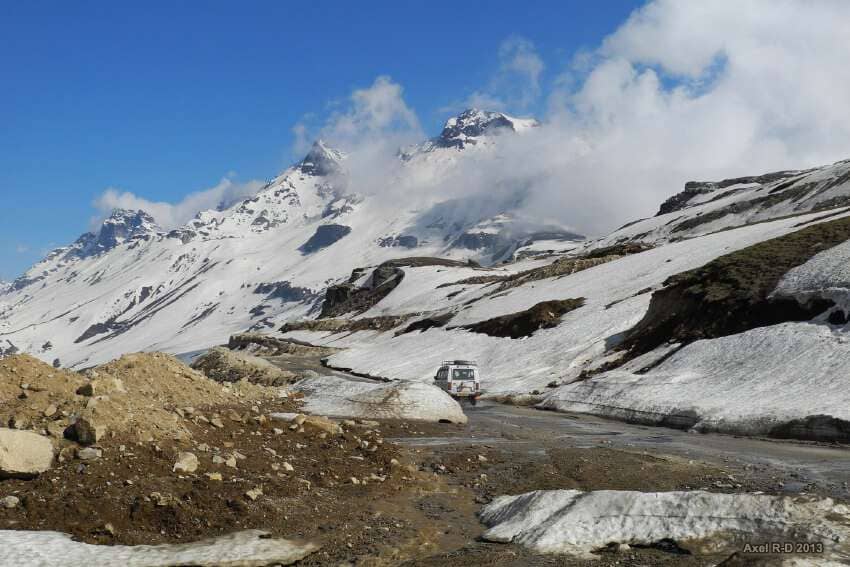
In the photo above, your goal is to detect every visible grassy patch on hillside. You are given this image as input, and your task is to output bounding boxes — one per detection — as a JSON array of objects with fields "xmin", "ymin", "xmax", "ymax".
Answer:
[
  {"xmin": 622, "ymin": 215, "xmax": 850, "ymax": 357},
  {"xmin": 459, "ymin": 298, "xmax": 585, "ymax": 339}
]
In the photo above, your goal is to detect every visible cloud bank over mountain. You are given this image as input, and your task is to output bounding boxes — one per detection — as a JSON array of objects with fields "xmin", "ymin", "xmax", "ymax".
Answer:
[{"xmin": 92, "ymin": 0, "xmax": 850, "ymax": 238}]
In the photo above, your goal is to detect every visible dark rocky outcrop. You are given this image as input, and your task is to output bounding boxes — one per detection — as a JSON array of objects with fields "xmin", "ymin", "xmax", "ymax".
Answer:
[
  {"xmin": 656, "ymin": 170, "xmax": 804, "ymax": 216},
  {"xmin": 297, "ymin": 140, "xmax": 343, "ymax": 177},
  {"xmin": 378, "ymin": 235, "xmax": 418, "ymax": 249},
  {"xmin": 254, "ymin": 281, "xmax": 317, "ymax": 303},
  {"xmin": 318, "ymin": 257, "xmax": 480, "ymax": 319},
  {"xmin": 298, "ymin": 224, "xmax": 352, "ymax": 254},
  {"xmin": 460, "ymin": 298, "xmax": 585, "ymax": 339},
  {"xmin": 319, "ymin": 263, "xmax": 404, "ymax": 318}
]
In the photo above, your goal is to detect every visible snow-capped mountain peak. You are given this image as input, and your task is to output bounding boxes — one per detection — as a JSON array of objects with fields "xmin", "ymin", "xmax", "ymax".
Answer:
[
  {"xmin": 298, "ymin": 139, "xmax": 345, "ymax": 177},
  {"xmin": 436, "ymin": 108, "xmax": 539, "ymax": 149},
  {"xmin": 96, "ymin": 209, "xmax": 160, "ymax": 246},
  {"xmin": 63, "ymin": 209, "xmax": 161, "ymax": 261}
]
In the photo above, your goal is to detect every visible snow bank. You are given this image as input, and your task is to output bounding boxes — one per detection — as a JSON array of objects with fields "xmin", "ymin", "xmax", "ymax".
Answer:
[
  {"xmin": 480, "ymin": 490, "xmax": 850, "ymax": 560},
  {"xmin": 0, "ymin": 529, "xmax": 317, "ymax": 566},
  {"xmin": 291, "ymin": 375, "xmax": 467, "ymax": 423},
  {"xmin": 539, "ymin": 322, "xmax": 850, "ymax": 439}
]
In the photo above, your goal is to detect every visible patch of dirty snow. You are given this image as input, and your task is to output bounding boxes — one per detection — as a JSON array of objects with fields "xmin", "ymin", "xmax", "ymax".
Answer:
[
  {"xmin": 0, "ymin": 529, "xmax": 318, "ymax": 567},
  {"xmin": 538, "ymin": 322, "xmax": 850, "ymax": 438},
  {"xmin": 480, "ymin": 489, "xmax": 850, "ymax": 560},
  {"xmin": 291, "ymin": 375, "xmax": 467, "ymax": 423}
]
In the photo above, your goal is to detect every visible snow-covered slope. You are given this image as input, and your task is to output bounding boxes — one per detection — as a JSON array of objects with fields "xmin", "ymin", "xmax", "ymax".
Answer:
[
  {"xmin": 589, "ymin": 158, "xmax": 850, "ymax": 248},
  {"xmin": 0, "ymin": 110, "xmax": 572, "ymax": 369},
  {"xmin": 287, "ymin": 209, "xmax": 850, "ymax": 395}
]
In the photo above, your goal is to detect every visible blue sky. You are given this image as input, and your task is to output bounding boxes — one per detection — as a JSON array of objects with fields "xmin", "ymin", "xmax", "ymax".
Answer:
[{"xmin": 0, "ymin": 0, "xmax": 643, "ymax": 279}]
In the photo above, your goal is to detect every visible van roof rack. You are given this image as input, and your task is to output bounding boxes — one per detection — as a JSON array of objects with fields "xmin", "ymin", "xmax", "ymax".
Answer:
[{"xmin": 441, "ymin": 360, "xmax": 477, "ymax": 366}]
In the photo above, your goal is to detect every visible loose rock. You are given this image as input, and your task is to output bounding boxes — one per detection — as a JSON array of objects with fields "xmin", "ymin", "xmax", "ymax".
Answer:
[
  {"xmin": 1, "ymin": 495, "xmax": 20, "ymax": 509},
  {"xmin": 76, "ymin": 447, "xmax": 102, "ymax": 461},
  {"xmin": 173, "ymin": 452, "xmax": 199, "ymax": 474},
  {"xmin": 0, "ymin": 428, "xmax": 54, "ymax": 478}
]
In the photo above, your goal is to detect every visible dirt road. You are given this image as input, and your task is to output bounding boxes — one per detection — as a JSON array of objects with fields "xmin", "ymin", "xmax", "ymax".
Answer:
[{"xmin": 394, "ymin": 401, "xmax": 850, "ymax": 500}]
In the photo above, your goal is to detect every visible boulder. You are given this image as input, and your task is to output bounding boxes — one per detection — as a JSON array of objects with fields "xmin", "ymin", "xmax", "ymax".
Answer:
[
  {"xmin": 1, "ymin": 495, "xmax": 20, "ymax": 509},
  {"xmin": 69, "ymin": 416, "xmax": 107, "ymax": 445},
  {"xmin": 76, "ymin": 377, "xmax": 126, "ymax": 397},
  {"xmin": 173, "ymin": 452, "xmax": 199, "ymax": 474},
  {"xmin": 0, "ymin": 428, "xmax": 54, "ymax": 478},
  {"xmin": 76, "ymin": 447, "xmax": 102, "ymax": 461},
  {"xmin": 301, "ymin": 415, "xmax": 342, "ymax": 436}
]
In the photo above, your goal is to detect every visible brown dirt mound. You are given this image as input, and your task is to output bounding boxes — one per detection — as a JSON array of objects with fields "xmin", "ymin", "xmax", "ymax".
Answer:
[
  {"xmin": 460, "ymin": 299, "xmax": 585, "ymax": 339},
  {"xmin": 0, "ymin": 354, "xmax": 87, "ymax": 435},
  {"xmin": 282, "ymin": 314, "xmax": 412, "ymax": 334},
  {"xmin": 191, "ymin": 347, "xmax": 298, "ymax": 386},
  {"xmin": 228, "ymin": 333, "xmax": 339, "ymax": 357},
  {"xmin": 1, "ymin": 352, "xmax": 275, "ymax": 444},
  {"xmin": 622, "ymin": 215, "xmax": 850, "ymax": 359}
]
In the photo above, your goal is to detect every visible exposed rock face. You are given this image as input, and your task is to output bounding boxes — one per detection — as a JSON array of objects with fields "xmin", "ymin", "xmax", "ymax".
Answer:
[
  {"xmin": 319, "ymin": 263, "xmax": 405, "ymax": 318},
  {"xmin": 0, "ymin": 428, "xmax": 53, "ymax": 478},
  {"xmin": 298, "ymin": 140, "xmax": 343, "ymax": 177},
  {"xmin": 298, "ymin": 224, "xmax": 352, "ymax": 254},
  {"xmin": 656, "ymin": 171, "xmax": 805, "ymax": 215},
  {"xmin": 432, "ymin": 109, "xmax": 538, "ymax": 150}
]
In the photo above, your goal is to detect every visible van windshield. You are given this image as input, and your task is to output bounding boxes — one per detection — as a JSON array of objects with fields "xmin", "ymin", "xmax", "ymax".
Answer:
[{"xmin": 452, "ymin": 368, "xmax": 475, "ymax": 380}]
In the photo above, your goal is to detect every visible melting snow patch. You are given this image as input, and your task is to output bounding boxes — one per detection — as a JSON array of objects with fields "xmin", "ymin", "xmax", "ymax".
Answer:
[
  {"xmin": 291, "ymin": 375, "xmax": 467, "ymax": 423},
  {"xmin": 0, "ymin": 529, "xmax": 318, "ymax": 567},
  {"xmin": 480, "ymin": 490, "xmax": 850, "ymax": 560},
  {"xmin": 538, "ymin": 322, "xmax": 850, "ymax": 440}
]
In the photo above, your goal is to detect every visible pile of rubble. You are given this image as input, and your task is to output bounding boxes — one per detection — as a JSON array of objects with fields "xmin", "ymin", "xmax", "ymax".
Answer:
[{"xmin": 0, "ymin": 351, "xmax": 423, "ymax": 558}]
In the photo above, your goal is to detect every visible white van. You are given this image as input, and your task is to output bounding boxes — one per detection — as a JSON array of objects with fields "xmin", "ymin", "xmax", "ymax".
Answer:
[{"xmin": 434, "ymin": 360, "xmax": 481, "ymax": 404}]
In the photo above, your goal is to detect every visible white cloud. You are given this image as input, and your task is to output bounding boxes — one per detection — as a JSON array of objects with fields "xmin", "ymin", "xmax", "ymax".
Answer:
[
  {"xmin": 420, "ymin": 0, "xmax": 850, "ymax": 237},
  {"xmin": 295, "ymin": 76, "xmax": 423, "ymax": 154},
  {"xmin": 14, "ymin": 244, "xmax": 29, "ymax": 254},
  {"xmin": 92, "ymin": 1, "xmax": 850, "ymax": 241},
  {"xmin": 458, "ymin": 36, "xmax": 546, "ymax": 113},
  {"xmin": 92, "ymin": 175, "xmax": 265, "ymax": 230}
]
